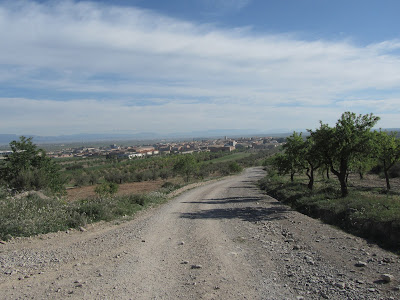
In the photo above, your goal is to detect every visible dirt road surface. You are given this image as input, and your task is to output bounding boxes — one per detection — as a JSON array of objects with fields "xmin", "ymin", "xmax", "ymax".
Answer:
[{"xmin": 1, "ymin": 167, "xmax": 399, "ymax": 299}]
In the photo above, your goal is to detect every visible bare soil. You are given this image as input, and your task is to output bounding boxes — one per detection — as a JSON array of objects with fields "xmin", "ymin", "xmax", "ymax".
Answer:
[
  {"xmin": 348, "ymin": 173, "xmax": 400, "ymax": 192},
  {"xmin": 1, "ymin": 168, "xmax": 399, "ymax": 299}
]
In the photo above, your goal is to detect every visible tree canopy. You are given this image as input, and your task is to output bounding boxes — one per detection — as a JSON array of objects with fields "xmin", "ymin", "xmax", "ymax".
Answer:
[
  {"xmin": 280, "ymin": 132, "xmax": 307, "ymax": 182},
  {"xmin": 173, "ymin": 154, "xmax": 198, "ymax": 182},
  {"xmin": 307, "ymin": 113, "xmax": 379, "ymax": 196},
  {"xmin": 270, "ymin": 112, "xmax": 384, "ymax": 197},
  {"xmin": 0, "ymin": 136, "xmax": 65, "ymax": 194},
  {"xmin": 373, "ymin": 130, "xmax": 400, "ymax": 190}
]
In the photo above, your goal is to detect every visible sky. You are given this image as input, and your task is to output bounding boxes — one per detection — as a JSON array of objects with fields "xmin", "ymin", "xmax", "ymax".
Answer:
[{"xmin": 1, "ymin": 0, "xmax": 400, "ymax": 136}]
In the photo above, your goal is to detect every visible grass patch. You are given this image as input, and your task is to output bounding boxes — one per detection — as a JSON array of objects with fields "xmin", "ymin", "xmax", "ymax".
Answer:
[{"xmin": 74, "ymin": 192, "xmax": 167, "ymax": 223}]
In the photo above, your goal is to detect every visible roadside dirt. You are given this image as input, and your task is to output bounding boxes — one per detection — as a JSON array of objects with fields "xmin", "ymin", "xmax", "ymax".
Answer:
[{"xmin": 1, "ymin": 167, "xmax": 399, "ymax": 299}]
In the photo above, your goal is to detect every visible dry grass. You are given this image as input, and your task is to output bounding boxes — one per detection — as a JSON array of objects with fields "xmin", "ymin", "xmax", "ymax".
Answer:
[{"xmin": 66, "ymin": 179, "xmax": 168, "ymax": 201}]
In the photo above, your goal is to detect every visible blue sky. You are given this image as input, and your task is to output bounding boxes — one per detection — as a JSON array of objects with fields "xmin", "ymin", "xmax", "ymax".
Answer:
[{"xmin": 1, "ymin": 0, "xmax": 400, "ymax": 136}]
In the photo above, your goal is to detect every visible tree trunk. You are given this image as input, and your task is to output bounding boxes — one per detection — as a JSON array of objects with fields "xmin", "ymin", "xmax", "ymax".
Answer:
[
  {"xmin": 339, "ymin": 174, "xmax": 348, "ymax": 197},
  {"xmin": 307, "ymin": 168, "xmax": 314, "ymax": 190},
  {"xmin": 383, "ymin": 160, "xmax": 391, "ymax": 191},
  {"xmin": 290, "ymin": 172, "xmax": 294, "ymax": 182},
  {"xmin": 326, "ymin": 167, "xmax": 330, "ymax": 179},
  {"xmin": 330, "ymin": 159, "xmax": 348, "ymax": 197}
]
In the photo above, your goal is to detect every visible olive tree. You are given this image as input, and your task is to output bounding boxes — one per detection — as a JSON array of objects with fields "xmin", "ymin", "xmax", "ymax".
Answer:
[
  {"xmin": 373, "ymin": 130, "xmax": 400, "ymax": 191},
  {"xmin": 311, "ymin": 112, "xmax": 379, "ymax": 197},
  {"xmin": 271, "ymin": 132, "xmax": 306, "ymax": 182},
  {"xmin": 303, "ymin": 136, "xmax": 324, "ymax": 190},
  {"xmin": 173, "ymin": 154, "xmax": 198, "ymax": 182}
]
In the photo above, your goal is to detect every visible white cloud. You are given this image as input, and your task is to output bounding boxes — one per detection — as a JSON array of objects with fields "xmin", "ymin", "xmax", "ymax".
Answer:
[{"xmin": 0, "ymin": 0, "xmax": 399, "ymax": 134}]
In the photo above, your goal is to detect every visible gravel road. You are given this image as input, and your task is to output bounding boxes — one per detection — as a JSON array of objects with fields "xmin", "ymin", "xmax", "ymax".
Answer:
[{"xmin": 1, "ymin": 167, "xmax": 399, "ymax": 299}]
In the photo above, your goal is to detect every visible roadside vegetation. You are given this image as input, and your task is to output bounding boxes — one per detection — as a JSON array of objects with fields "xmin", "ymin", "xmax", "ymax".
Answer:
[
  {"xmin": 0, "ymin": 187, "xmax": 168, "ymax": 241},
  {"xmin": 260, "ymin": 112, "xmax": 400, "ymax": 250},
  {"xmin": 0, "ymin": 137, "xmax": 65, "ymax": 195},
  {"xmin": 0, "ymin": 137, "xmax": 275, "ymax": 240},
  {"xmin": 59, "ymin": 148, "xmax": 256, "ymax": 188}
]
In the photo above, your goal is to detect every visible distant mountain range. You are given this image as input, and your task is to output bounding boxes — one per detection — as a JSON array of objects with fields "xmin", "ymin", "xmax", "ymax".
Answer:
[
  {"xmin": 2, "ymin": 128, "xmax": 397, "ymax": 145},
  {"xmin": 0, "ymin": 129, "xmax": 298, "ymax": 145}
]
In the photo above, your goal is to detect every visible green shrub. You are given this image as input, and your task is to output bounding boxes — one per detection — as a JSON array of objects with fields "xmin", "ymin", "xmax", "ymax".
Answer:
[
  {"xmin": 1, "ymin": 136, "xmax": 65, "ymax": 193},
  {"xmin": 65, "ymin": 164, "xmax": 84, "ymax": 171},
  {"xmin": 94, "ymin": 181, "xmax": 119, "ymax": 197},
  {"xmin": 142, "ymin": 170, "xmax": 153, "ymax": 181},
  {"xmin": 159, "ymin": 169, "xmax": 172, "ymax": 179},
  {"xmin": 135, "ymin": 172, "xmax": 144, "ymax": 182},
  {"xmin": 75, "ymin": 172, "xmax": 90, "ymax": 187},
  {"xmin": 0, "ymin": 194, "xmax": 84, "ymax": 240},
  {"xmin": 228, "ymin": 162, "xmax": 243, "ymax": 173},
  {"xmin": 0, "ymin": 188, "xmax": 171, "ymax": 240},
  {"xmin": 75, "ymin": 197, "xmax": 116, "ymax": 222}
]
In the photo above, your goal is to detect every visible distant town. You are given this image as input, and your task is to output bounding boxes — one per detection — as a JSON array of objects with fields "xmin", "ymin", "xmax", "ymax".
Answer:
[{"xmin": 0, "ymin": 136, "xmax": 285, "ymax": 160}]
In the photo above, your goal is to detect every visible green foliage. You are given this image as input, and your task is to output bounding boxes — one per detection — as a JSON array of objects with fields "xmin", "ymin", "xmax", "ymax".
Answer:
[
  {"xmin": 267, "ymin": 112, "xmax": 387, "ymax": 197},
  {"xmin": 259, "ymin": 111, "xmax": 400, "ymax": 247},
  {"xmin": 281, "ymin": 132, "xmax": 307, "ymax": 181},
  {"xmin": 372, "ymin": 130, "xmax": 400, "ymax": 190},
  {"xmin": 94, "ymin": 181, "xmax": 119, "ymax": 197},
  {"xmin": 388, "ymin": 163, "xmax": 400, "ymax": 178},
  {"xmin": 159, "ymin": 168, "xmax": 172, "ymax": 180},
  {"xmin": 88, "ymin": 172, "xmax": 99, "ymax": 185},
  {"xmin": 1, "ymin": 136, "xmax": 65, "ymax": 194},
  {"xmin": 65, "ymin": 164, "xmax": 84, "ymax": 171},
  {"xmin": 75, "ymin": 192, "xmax": 166, "ymax": 223},
  {"xmin": 56, "ymin": 149, "xmax": 273, "ymax": 189},
  {"xmin": 328, "ymin": 112, "xmax": 379, "ymax": 196},
  {"xmin": 308, "ymin": 112, "xmax": 380, "ymax": 197},
  {"xmin": 75, "ymin": 172, "xmax": 90, "ymax": 187},
  {"xmin": 351, "ymin": 154, "xmax": 375, "ymax": 179},
  {"xmin": 173, "ymin": 154, "xmax": 199, "ymax": 182},
  {"xmin": 269, "ymin": 153, "xmax": 290, "ymax": 175},
  {"xmin": 228, "ymin": 162, "xmax": 243, "ymax": 173},
  {"xmin": 267, "ymin": 133, "xmax": 312, "ymax": 186}
]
